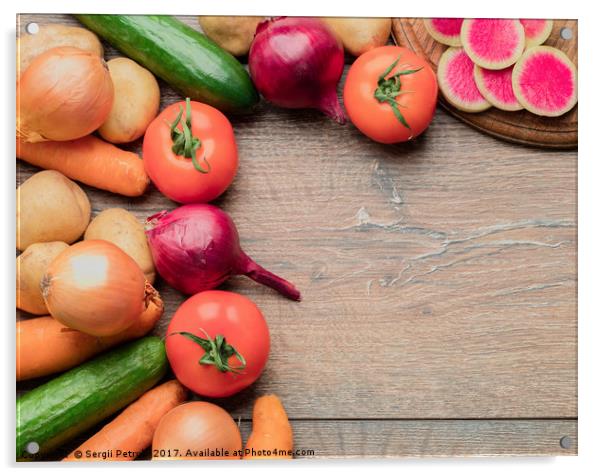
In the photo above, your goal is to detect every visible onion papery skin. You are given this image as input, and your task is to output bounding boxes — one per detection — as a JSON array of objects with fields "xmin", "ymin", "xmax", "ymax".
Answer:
[
  {"xmin": 249, "ymin": 17, "xmax": 346, "ymax": 123},
  {"xmin": 145, "ymin": 204, "xmax": 301, "ymax": 301},
  {"xmin": 17, "ymin": 46, "xmax": 114, "ymax": 143},
  {"xmin": 41, "ymin": 240, "xmax": 146, "ymax": 337},
  {"xmin": 152, "ymin": 402, "xmax": 242, "ymax": 460}
]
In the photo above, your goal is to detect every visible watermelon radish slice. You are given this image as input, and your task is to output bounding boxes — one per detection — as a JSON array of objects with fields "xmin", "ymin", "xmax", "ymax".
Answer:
[
  {"xmin": 474, "ymin": 65, "xmax": 523, "ymax": 111},
  {"xmin": 461, "ymin": 19, "xmax": 525, "ymax": 70},
  {"xmin": 437, "ymin": 47, "xmax": 491, "ymax": 112},
  {"xmin": 520, "ymin": 19, "xmax": 553, "ymax": 48},
  {"xmin": 512, "ymin": 46, "xmax": 577, "ymax": 117},
  {"xmin": 423, "ymin": 18, "xmax": 464, "ymax": 46}
]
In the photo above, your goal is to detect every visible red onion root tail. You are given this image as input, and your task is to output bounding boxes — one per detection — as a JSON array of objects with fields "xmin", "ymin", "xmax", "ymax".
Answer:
[{"xmin": 240, "ymin": 254, "xmax": 301, "ymax": 301}]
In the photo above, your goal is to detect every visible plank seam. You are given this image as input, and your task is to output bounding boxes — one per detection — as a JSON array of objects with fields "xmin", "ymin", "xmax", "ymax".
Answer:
[{"xmin": 233, "ymin": 417, "xmax": 578, "ymax": 422}]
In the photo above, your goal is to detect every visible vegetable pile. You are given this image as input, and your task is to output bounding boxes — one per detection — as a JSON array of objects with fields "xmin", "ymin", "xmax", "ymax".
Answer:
[
  {"xmin": 64, "ymin": 380, "xmax": 188, "ymax": 461},
  {"xmin": 427, "ymin": 18, "xmax": 578, "ymax": 117},
  {"xmin": 16, "ymin": 13, "xmax": 576, "ymax": 462},
  {"xmin": 16, "ymin": 14, "xmax": 299, "ymax": 462},
  {"xmin": 76, "ymin": 14, "xmax": 259, "ymax": 112},
  {"xmin": 17, "ymin": 337, "xmax": 167, "ymax": 459}
]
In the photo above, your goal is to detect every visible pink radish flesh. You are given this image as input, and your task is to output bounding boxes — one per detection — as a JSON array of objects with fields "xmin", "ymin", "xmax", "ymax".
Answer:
[
  {"xmin": 438, "ymin": 48, "xmax": 490, "ymax": 111},
  {"xmin": 431, "ymin": 18, "xmax": 463, "ymax": 37},
  {"xmin": 476, "ymin": 66, "xmax": 521, "ymax": 110},
  {"xmin": 424, "ymin": 18, "xmax": 463, "ymax": 46},
  {"xmin": 515, "ymin": 51, "xmax": 575, "ymax": 114},
  {"xmin": 446, "ymin": 51, "xmax": 484, "ymax": 102},
  {"xmin": 519, "ymin": 19, "xmax": 553, "ymax": 47},
  {"xmin": 462, "ymin": 19, "xmax": 525, "ymax": 69},
  {"xmin": 520, "ymin": 19, "xmax": 548, "ymax": 38}
]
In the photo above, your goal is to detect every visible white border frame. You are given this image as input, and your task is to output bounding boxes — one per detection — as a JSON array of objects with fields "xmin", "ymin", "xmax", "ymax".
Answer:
[{"xmin": 4, "ymin": 1, "xmax": 599, "ymax": 474}]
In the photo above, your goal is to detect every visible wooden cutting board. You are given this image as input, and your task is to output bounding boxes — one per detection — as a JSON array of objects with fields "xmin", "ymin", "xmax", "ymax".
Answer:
[{"xmin": 392, "ymin": 19, "xmax": 578, "ymax": 149}]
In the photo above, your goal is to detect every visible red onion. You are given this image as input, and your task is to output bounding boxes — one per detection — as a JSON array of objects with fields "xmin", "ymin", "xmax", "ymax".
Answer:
[
  {"xmin": 145, "ymin": 204, "xmax": 301, "ymax": 301},
  {"xmin": 249, "ymin": 17, "xmax": 346, "ymax": 123}
]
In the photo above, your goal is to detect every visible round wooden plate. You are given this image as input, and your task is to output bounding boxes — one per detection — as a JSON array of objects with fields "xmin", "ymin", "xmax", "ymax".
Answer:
[{"xmin": 392, "ymin": 19, "xmax": 578, "ymax": 149}]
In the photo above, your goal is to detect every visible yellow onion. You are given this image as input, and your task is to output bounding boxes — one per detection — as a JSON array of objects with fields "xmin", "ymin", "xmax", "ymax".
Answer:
[
  {"xmin": 152, "ymin": 402, "xmax": 242, "ymax": 460},
  {"xmin": 41, "ymin": 240, "xmax": 146, "ymax": 337},
  {"xmin": 17, "ymin": 46, "xmax": 114, "ymax": 143}
]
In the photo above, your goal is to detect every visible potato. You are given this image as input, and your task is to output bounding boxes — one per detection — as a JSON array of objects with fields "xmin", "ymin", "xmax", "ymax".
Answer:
[
  {"xmin": 98, "ymin": 58, "xmax": 160, "ymax": 144},
  {"xmin": 84, "ymin": 208, "xmax": 155, "ymax": 283},
  {"xmin": 320, "ymin": 18, "xmax": 392, "ymax": 56},
  {"xmin": 17, "ymin": 170, "xmax": 91, "ymax": 251},
  {"xmin": 198, "ymin": 16, "xmax": 264, "ymax": 56},
  {"xmin": 17, "ymin": 241, "xmax": 69, "ymax": 314},
  {"xmin": 18, "ymin": 24, "xmax": 103, "ymax": 76}
]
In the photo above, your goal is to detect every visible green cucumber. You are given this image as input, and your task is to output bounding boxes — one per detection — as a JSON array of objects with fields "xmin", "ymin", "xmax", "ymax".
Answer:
[
  {"xmin": 16, "ymin": 337, "xmax": 167, "ymax": 460},
  {"xmin": 76, "ymin": 14, "xmax": 259, "ymax": 112}
]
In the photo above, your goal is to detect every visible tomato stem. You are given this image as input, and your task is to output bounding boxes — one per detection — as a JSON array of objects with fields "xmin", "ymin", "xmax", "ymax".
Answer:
[
  {"xmin": 169, "ymin": 98, "xmax": 211, "ymax": 174},
  {"xmin": 373, "ymin": 56, "xmax": 423, "ymax": 131},
  {"xmin": 172, "ymin": 328, "xmax": 246, "ymax": 374}
]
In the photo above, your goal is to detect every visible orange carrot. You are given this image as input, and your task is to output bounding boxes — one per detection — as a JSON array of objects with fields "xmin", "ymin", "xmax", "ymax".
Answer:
[
  {"xmin": 17, "ymin": 135, "xmax": 149, "ymax": 197},
  {"xmin": 17, "ymin": 283, "xmax": 163, "ymax": 381},
  {"xmin": 243, "ymin": 394, "xmax": 293, "ymax": 459},
  {"xmin": 63, "ymin": 380, "xmax": 187, "ymax": 461}
]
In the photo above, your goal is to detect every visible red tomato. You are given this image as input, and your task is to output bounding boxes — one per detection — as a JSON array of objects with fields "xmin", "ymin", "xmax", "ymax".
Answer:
[
  {"xmin": 343, "ymin": 46, "xmax": 438, "ymax": 144},
  {"xmin": 143, "ymin": 99, "xmax": 238, "ymax": 203},
  {"xmin": 166, "ymin": 290, "xmax": 270, "ymax": 398}
]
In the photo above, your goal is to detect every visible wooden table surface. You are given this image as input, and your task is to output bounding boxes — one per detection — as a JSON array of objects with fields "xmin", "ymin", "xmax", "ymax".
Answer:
[{"xmin": 16, "ymin": 14, "xmax": 578, "ymax": 458}]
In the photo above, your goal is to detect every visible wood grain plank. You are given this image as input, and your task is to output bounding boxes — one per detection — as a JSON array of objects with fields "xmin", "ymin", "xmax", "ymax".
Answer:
[
  {"xmin": 279, "ymin": 419, "xmax": 578, "ymax": 458},
  {"xmin": 392, "ymin": 18, "xmax": 578, "ymax": 148},
  {"xmin": 16, "ymin": 14, "xmax": 577, "ymax": 425},
  {"xmin": 36, "ymin": 419, "xmax": 577, "ymax": 460}
]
